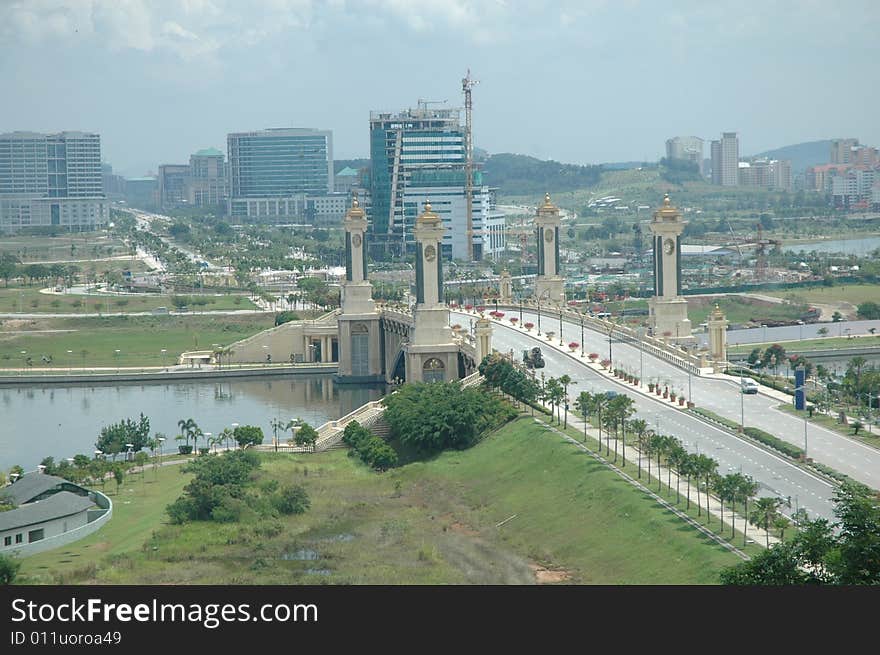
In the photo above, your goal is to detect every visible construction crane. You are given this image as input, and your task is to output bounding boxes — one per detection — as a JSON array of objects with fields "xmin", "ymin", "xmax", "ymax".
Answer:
[
  {"xmin": 754, "ymin": 223, "xmax": 782, "ymax": 282},
  {"xmin": 462, "ymin": 69, "xmax": 479, "ymax": 262}
]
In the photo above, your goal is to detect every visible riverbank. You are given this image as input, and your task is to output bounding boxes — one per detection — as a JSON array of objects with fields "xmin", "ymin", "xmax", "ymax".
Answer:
[{"xmin": 0, "ymin": 362, "xmax": 339, "ymax": 386}]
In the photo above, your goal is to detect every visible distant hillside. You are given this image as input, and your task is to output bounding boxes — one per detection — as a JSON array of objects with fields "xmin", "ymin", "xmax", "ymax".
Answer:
[
  {"xmin": 599, "ymin": 161, "xmax": 653, "ymax": 171},
  {"xmin": 482, "ymin": 153, "xmax": 601, "ymax": 195},
  {"xmin": 750, "ymin": 140, "xmax": 831, "ymax": 173}
]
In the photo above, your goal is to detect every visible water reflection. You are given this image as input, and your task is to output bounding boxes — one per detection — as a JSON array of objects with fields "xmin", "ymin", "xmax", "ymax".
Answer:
[{"xmin": 0, "ymin": 374, "xmax": 385, "ymax": 470}]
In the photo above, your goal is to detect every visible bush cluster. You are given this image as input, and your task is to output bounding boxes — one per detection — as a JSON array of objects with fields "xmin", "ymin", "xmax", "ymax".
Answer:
[
  {"xmin": 342, "ymin": 421, "xmax": 398, "ymax": 471},
  {"xmin": 742, "ymin": 427, "xmax": 805, "ymax": 459},
  {"xmin": 166, "ymin": 450, "xmax": 309, "ymax": 524}
]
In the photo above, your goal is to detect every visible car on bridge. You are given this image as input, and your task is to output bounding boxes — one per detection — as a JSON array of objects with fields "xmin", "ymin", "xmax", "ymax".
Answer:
[{"xmin": 741, "ymin": 378, "xmax": 759, "ymax": 394}]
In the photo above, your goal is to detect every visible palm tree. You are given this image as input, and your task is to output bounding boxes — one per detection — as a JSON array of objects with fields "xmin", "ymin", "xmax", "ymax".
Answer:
[
  {"xmin": 649, "ymin": 433, "xmax": 667, "ymax": 492},
  {"xmin": 701, "ymin": 456, "xmax": 719, "ymax": 524},
  {"xmin": 664, "ymin": 437, "xmax": 681, "ymax": 490},
  {"xmin": 643, "ymin": 429, "xmax": 655, "ymax": 482},
  {"xmin": 609, "ymin": 396, "xmax": 635, "ymax": 466},
  {"xmin": 177, "ymin": 418, "xmax": 198, "ymax": 451},
  {"xmin": 714, "ymin": 474, "xmax": 732, "ymax": 535},
  {"xmin": 750, "ymin": 497, "xmax": 784, "ymax": 548},
  {"xmin": 575, "ymin": 391, "xmax": 593, "ymax": 442},
  {"xmin": 558, "ymin": 374, "xmax": 576, "ymax": 429},
  {"xmin": 629, "ymin": 419, "xmax": 648, "ymax": 478},
  {"xmin": 591, "ymin": 393, "xmax": 608, "ymax": 451},
  {"xmin": 681, "ymin": 454, "xmax": 696, "ymax": 511},
  {"xmin": 667, "ymin": 443, "xmax": 688, "ymax": 504},
  {"xmin": 737, "ymin": 475, "xmax": 760, "ymax": 547}
]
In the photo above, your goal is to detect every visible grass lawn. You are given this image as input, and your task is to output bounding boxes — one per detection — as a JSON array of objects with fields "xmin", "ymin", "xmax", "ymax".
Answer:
[
  {"xmin": 776, "ymin": 404, "xmax": 880, "ymax": 450},
  {"xmin": 687, "ymin": 295, "xmax": 809, "ymax": 327},
  {"xmin": 0, "ymin": 314, "xmax": 275, "ymax": 367},
  {"xmin": 0, "ymin": 233, "xmax": 129, "ymax": 262},
  {"xmin": 16, "ymin": 416, "xmax": 746, "ymax": 585},
  {"xmin": 19, "ymin": 463, "xmax": 193, "ymax": 584},
  {"xmin": 0, "ymin": 286, "xmax": 258, "ymax": 314},
  {"xmin": 765, "ymin": 284, "xmax": 880, "ymax": 307}
]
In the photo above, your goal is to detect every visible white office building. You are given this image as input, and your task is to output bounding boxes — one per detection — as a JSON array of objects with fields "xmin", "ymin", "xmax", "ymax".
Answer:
[{"xmin": 0, "ymin": 131, "xmax": 108, "ymax": 231}]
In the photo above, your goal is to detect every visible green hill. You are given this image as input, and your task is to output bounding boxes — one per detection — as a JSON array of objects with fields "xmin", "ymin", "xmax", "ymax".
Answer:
[
  {"xmin": 750, "ymin": 140, "xmax": 831, "ymax": 173},
  {"xmin": 482, "ymin": 153, "xmax": 602, "ymax": 195}
]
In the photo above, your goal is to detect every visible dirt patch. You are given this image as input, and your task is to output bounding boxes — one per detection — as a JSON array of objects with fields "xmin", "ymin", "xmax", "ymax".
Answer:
[
  {"xmin": 530, "ymin": 562, "xmax": 572, "ymax": 584},
  {"xmin": 447, "ymin": 520, "xmax": 479, "ymax": 537}
]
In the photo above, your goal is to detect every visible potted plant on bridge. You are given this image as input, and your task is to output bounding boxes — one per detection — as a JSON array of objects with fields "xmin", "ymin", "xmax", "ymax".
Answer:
[
  {"xmin": 669, "ymin": 389, "xmax": 677, "ymax": 403},
  {"xmin": 509, "ymin": 317, "xmax": 518, "ymax": 326},
  {"xmin": 568, "ymin": 341, "xmax": 579, "ymax": 353},
  {"xmin": 464, "ymin": 304, "xmax": 473, "ymax": 312},
  {"xmin": 663, "ymin": 386, "xmax": 668, "ymax": 399},
  {"xmin": 679, "ymin": 395, "xmax": 686, "ymax": 406},
  {"xmin": 600, "ymin": 359, "xmax": 611, "ymax": 370},
  {"xmin": 588, "ymin": 353, "xmax": 599, "ymax": 364},
  {"xmin": 648, "ymin": 380, "xmax": 656, "ymax": 393},
  {"xmin": 524, "ymin": 322, "xmax": 534, "ymax": 332},
  {"xmin": 545, "ymin": 331, "xmax": 555, "ymax": 341}
]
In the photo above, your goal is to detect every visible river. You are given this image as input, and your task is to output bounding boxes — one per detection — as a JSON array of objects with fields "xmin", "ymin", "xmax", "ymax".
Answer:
[
  {"xmin": 783, "ymin": 235, "xmax": 880, "ymax": 255},
  {"xmin": 0, "ymin": 374, "xmax": 385, "ymax": 471}
]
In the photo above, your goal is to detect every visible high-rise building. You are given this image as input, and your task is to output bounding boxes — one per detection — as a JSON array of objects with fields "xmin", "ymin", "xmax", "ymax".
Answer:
[
  {"xmin": 710, "ymin": 140, "xmax": 722, "ymax": 185},
  {"xmin": 710, "ymin": 133, "xmax": 739, "ymax": 186},
  {"xmin": 665, "ymin": 136, "xmax": 704, "ymax": 172},
  {"xmin": 0, "ymin": 131, "xmax": 108, "ymax": 231},
  {"xmin": 368, "ymin": 103, "xmax": 501, "ymax": 260},
  {"xmin": 158, "ymin": 164, "xmax": 189, "ymax": 208},
  {"xmin": 227, "ymin": 128, "xmax": 334, "ymax": 221},
  {"xmin": 187, "ymin": 148, "xmax": 226, "ymax": 209},
  {"xmin": 830, "ymin": 138, "xmax": 859, "ymax": 164}
]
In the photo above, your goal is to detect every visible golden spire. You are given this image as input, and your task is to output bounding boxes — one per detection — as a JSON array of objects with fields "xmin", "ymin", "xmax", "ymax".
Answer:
[
  {"xmin": 417, "ymin": 197, "xmax": 441, "ymax": 226},
  {"xmin": 537, "ymin": 191, "xmax": 559, "ymax": 215},
  {"xmin": 654, "ymin": 192, "xmax": 680, "ymax": 221},
  {"xmin": 345, "ymin": 190, "xmax": 364, "ymax": 221},
  {"xmin": 663, "ymin": 193, "xmax": 671, "ymax": 207}
]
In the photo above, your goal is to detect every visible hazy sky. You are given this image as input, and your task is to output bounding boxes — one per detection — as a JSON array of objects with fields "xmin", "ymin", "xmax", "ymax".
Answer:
[{"xmin": 2, "ymin": 0, "xmax": 878, "ymax": 177}]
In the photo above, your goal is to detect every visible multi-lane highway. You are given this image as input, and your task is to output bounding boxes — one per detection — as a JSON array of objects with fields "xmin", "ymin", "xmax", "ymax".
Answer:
[{"xmin": 454, "ymin": 310, "xmax": 875, "ymax": 522}]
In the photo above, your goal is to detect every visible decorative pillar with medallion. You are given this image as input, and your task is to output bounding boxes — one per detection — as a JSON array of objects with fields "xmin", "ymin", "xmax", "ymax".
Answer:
[
  {"xmin": 707, "ymin": 303, "xmax": 729, "ymax": 364},
  {"xmin": 533, "ymin": 193, "xmax": 565, "ymax": 305},
  {"xmin": 336, "ymin": 193, "xmax": 383, "ymax": 383},
  {"xmin": 647, "ymin": 194, "xmax": 693, "ymax": 343},
  {"xmin": 405, "ymin": 200, "xmax": 460, "ymax": 383}
]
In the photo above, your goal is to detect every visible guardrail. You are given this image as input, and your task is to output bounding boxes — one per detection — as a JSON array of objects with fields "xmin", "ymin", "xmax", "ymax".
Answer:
[{"xmin": 488, "ymin": 301, "xmax": 706, "ymax": 375}]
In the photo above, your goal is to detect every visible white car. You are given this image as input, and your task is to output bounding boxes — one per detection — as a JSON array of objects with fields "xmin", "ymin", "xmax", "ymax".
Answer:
[{"xmin": 741, "ymin": 379, "xmax": 759, "ymax": 394}]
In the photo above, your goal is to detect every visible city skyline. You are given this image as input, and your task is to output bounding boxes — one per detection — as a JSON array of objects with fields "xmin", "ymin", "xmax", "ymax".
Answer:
[{"xmin": 1, "ymin": 1, "xmax": 878, "ymax": 176}]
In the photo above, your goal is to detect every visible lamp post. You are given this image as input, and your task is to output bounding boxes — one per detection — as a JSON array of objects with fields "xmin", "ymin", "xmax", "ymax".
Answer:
[
  {"xmin": 114, "ymin": 349, "xmax": 121, "ymax": 374},
  {"xmin": 558, "ymin": 303, "xmax": 563, "ymax": 346},
  {"xmin": 230, "ymin": 423, "xmax": 239, "ymax": 449},
  {"xmin": 638, "ymin": 325, "xmax": 644, "ymax": 387},
  {"xmin": 66, "ymin": 350, "xmax": 73, "ymax": 373},
  {"xmin": 580, "ymin": 312, "xmax": 585, "ymax": 357},
  {"xmin": 519, "ymin": 300, "xmax": 523, "ymax": 325},
  {"xmin": 537, "ymin": 297, "xmax": 542, "ymax": 336},
  {"xmin": 161, "ymin": 349, "xmax": 167, "ymax": 369},
  {"xmin": 794, "ymin": 384, "xmax": 809, "ymax": 460},
  {"xmin": 157, "ymin": 437, "xmax": 165, "ymax": 472}
]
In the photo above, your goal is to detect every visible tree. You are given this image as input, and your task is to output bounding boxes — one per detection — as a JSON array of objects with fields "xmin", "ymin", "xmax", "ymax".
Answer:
[
  {"xmin": 232, "ymin": 425, "xmax": 264, "ymax": 448},
  {"xmin": 736, "ymin": 475, "xmax": 760, "ymax": 547},
  {"xmin": 857, "ymin": 301, "xmax": 880, "ymax": 320},
  {"xmin": 0, "ymin": 553, "xmax": 21, "ymax": 585},
  {"xmin": 750, "ymin": 497, "xmax": 785, "ymax": 548},
  {"xmin": 667, "ymin": 444, "xmax": 688, "ymax": 504},
  {"xmin": 558, "ymin": 374, "xmax": 576, "ymax": 429},
  {"xmin": 294, "ymin": 422, "xmax": 319, "ymax": 452},
  {"xmin": 832, "ymin": 311, "xmax": 843, "ymax": 322},
  {"xmin": 177, "ymin": 418, "xmax": 199, "ymax": 449},
  {"xmin": 628, "ymin": 419, "xmax": 648, "ymax": 478},
  {"xmin": 817, "ymin": 327, "xmax": 829, "ymax": 337},
  {"xmin": 112, "ymin": 465, "xmax": 125, "ymax": 495},
  {"xmin": 96, "ymin": 414, "xmax": 151, "ymax": 458}
]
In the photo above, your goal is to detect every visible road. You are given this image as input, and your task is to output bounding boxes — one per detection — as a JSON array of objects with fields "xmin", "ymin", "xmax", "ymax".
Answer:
[
  {"xmin": 453, "ymin": 311, "xmax": 837, "ymax": 522},
  {"xmin": 495, "ymin": 308, "xmax": 880, "ymax": 491}
]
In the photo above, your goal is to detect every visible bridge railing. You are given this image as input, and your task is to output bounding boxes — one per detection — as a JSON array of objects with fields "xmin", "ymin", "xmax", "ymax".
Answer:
[{"xmin": 481, "ymin": 301, "xmax": 706, "ymax": 375}]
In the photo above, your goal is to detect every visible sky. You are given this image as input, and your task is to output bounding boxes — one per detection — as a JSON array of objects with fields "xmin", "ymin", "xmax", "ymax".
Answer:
[{"xmin": 1, "ymin": 0, "xmax": 878, "ymax": 177}]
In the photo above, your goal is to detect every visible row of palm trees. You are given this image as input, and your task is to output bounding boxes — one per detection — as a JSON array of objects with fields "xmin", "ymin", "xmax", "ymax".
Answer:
[{"xmin": 570, "ymin": 394, "xmax": 787, "ymax": 547}]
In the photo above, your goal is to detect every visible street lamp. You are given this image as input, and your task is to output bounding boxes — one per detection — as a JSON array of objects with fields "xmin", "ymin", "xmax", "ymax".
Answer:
[
  {"xmin": 114, "ymin": 349, "xmax": 121, "ymax": 374},
  {"xmin": 558, "ymin": 303, "xmax": 563, "ymax": 346},
  {"xmin": 67, "ymin": 350, "xmax": 73, "ymax": 373},
  {"xmin": 161, "ymin": 349, "xmax": 168, "ymax": 369},
  {"xmin": 231, "ymin": 423, "xmax": 239, "ymax": 449},
  {"xmin": 125, "ymin": 442, "xmax": 134, "ymax": 462},
  {"xmin": 580, "ymin": 312, "xmax": 585, "ymax": 357},
  {"xmin": 794, "ymin": 384, "xmax": 809, "ymax": 460}
]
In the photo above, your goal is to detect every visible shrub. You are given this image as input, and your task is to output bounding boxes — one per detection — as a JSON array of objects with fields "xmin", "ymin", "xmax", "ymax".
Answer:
[
  {"xmin": 272, "ymin": 484, "xmax": 311, "ymax": 515},
  {"xmin": 274, "ymin": 310, "xmax": 301, "ymax": 326}
]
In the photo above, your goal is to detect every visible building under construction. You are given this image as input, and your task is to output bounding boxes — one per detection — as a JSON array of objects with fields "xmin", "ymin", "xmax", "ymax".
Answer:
[{"xmin": 367, "ymin": 99, "xmax": 504, "ymax": 261}]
